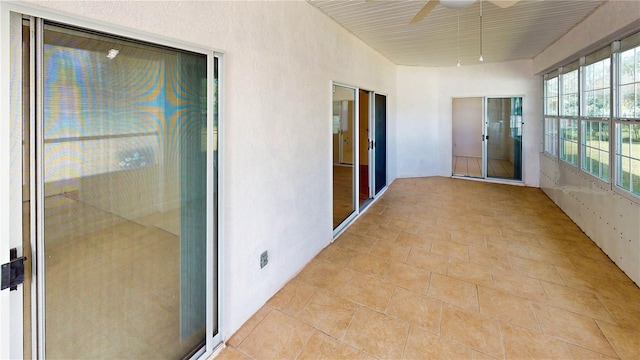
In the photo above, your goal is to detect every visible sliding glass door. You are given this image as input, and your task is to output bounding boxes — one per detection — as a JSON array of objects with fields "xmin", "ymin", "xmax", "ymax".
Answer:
[
  {"xmin": 485, "ymin": 97, "xmax": 523, "ymax": 180},
  {"xmin": 374, "ymin": 94, "xmax": 387, "ymax": 195},
  {"xmin": 332, "ymin": 85, "xmax": 356, "ymax": 230},
  {"xmin": 8, "ymin": 12, "xmax": 220, "ymax": 359},
  {"xmin": 451, "ymin": 96, "xmax": 523, "ymax": 181},
  {"xmin": 332, "ymin": 84, "xmax": 387, "ymax": 234}
]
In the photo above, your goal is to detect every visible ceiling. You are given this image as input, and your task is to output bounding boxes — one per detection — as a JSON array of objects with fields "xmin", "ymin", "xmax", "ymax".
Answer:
[{"xmin": 308, "ymin": 0, "xmax": 606, "ymax": 67}]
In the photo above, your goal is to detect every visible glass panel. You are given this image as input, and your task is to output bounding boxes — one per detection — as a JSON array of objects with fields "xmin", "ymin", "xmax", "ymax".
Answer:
[
  {"xmin": 582, "ymin": 58, "xmax": 610, "ymax": 117},
  {"xmin": 42, "ymin": 23, "xmax": 210, "ymax": 358},
  {"xmin": 452, "ymin": 97, "xmax": 483, "ymax": 178},
  {"xmin": 581, "ymin": 121, "xmax": 610, "ymax": 181},
  {"xmin": 545, "ymin": 77, "xmax": 558, "ymax": 116},
  {"xmin": 486, "ymin": 97, "xmax": 522, "ymax": 180},
  {"xmin": 374, "ymin": 94, "xmax": 386, "ymax": 194},
  {"xmin": 544, "ymin": 117, "xmax": 558, "ymax": 156},
  {"xmin": 616, "ymin": 123, "xmax": 640, "ymax": 195},
  {"xmin": 358, "ymin": 90, "xmax": 370, "ymax": 204},
  {"xmin": 560, "ymin": 118, "xmax": 579, "ymax": 166},
  {"xmin": 333, "ymin": 85, "xmax": 355, "ymax": 229},
  {"xmin": 561, "ymin": 70, "xmax": 579, "ymax": 116}
]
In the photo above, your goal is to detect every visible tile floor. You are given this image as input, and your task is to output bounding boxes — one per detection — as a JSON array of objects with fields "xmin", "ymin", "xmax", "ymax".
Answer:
[{"xmin": 216, "ymin": 177, "xmax": 640, "ymax": 360}]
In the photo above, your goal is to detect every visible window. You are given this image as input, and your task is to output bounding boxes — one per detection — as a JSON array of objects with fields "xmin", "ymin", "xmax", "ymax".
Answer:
[
  {"xmin": 583, "ymin": 58, "xmax": 610, "ymax": 117},
  {"xmin": 545, "ymin": 76, "xmax": 559, "ymax": 116},
  {"xmin": 544, "ymin": 118, "xmax": 558, "ymax": 156},
  {"xmin": 543, "ymin": 32, "xmax": 640, "ymax": 201},
  {"xmin": 560, "ymin": 118, "xmax": 578, "ymax": 165},
  {"xmin": 615, "ymin": 41, "xmax": 640, "ymax": 196},
  {"xmin": 544, "ymin": 76, "xmax": 559, "ymax": 156},
  {"xmin": 619, "ymin": 47, "xmax": 640, "ymax": 118},
  {"xmin": 615, "ymin": 123, "xmax": 640, "ymax": 195},
  {"xmin": 559, "ymin": 68, "xmax": 579, "ymax": 165},
  {"xmin": 582, "ymin": 121, "xmax": 610, "ymax": 180},
  {"xmin": 581, "ymin": 56, "xmax": 611, "ymax": 181},
  {"xmin": 561, "ymin": 69, "xmax": 579, "ymax": 116}
]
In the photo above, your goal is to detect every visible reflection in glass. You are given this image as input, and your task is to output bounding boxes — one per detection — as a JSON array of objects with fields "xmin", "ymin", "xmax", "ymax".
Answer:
[
  {"xmin": 374, "ymin": 94, "xmax": 387, "ymax": 194},
  {"xmin": 486, "ymin": 97, "xmax": 523, "ymax": 180},
  {"xmin": 42, "ymin": 23, "xmax": 212, "ymax": 358},
  {"xmin": 332, "ymin": 85, "xmax": 355, "ymax": 229}
]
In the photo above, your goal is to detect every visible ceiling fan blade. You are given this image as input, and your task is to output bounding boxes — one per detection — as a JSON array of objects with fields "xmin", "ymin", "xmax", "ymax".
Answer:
[
  {"xmin": 409, "ymin": 0, "xmax": 440, "ymax": 24},
  {"xmin": 488, "ymin": 0, "xmax": 520, "ymax": 8}
]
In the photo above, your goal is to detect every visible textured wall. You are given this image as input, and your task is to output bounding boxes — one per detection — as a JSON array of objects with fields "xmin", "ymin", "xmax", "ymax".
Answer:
[
  {"xmin": 396, "ymin": 60, "xmax": 542, "ymax": 186},
  {"xmin": 14, "ymin": 0, "xmax": 398, "ymax": 340},
  {"xmin": 540, "ymin": 155, "xmax": 640, "ymax": 285}
]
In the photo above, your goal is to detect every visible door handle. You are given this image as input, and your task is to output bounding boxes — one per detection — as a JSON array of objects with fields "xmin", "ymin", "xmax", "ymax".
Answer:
[{"xmin": 1, "ymin": 248, "xmax": 26, "ymax": 291}]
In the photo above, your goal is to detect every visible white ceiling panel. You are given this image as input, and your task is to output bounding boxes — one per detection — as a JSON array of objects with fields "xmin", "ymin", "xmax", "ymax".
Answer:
[{"xmin": 309, "ymin": 0, "xmax": 606, "ymax": 67}]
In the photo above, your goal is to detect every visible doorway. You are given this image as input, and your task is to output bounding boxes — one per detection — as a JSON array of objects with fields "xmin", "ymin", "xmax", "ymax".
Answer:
[
  {"xmin": 7, "ymin": 13, "xmax": 220, "ymax": 359},
  {"xmin": 332, "ymin": 84, "xmax": 387, "ymax": 234},
  {"xmin": 451, "ymin": 96, "xmax": 523, "ymax": 182}
]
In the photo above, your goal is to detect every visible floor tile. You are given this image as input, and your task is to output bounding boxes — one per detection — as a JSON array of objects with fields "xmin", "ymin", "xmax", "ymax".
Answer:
[
  {"xmin": 447, "ymin": 260, "xmax": 493, "ymax": 288},
  {"xmin": 213, "ymin": 347, "xmax": 251, "ymax": 360},
  {"xmin": 404, "ymin": 326, "xmax": 470, "ymax": 359},
  {"xmin": 238, "ymin": 310, "xmax": 314, "ymax": 359},
  {"xmin": 346, "ymin": 252, "xmax": 391, "ymax": 279},
  {"xmin": 334, "ymin": 232, "xmax": 379, "ymax": 253},
  {"xmin": 296, "ymin": 259, "xmax": 354, "ymax": 294},
  {"xmin": 541, "ymin": 281, "xmax": 614, "ymax": 322},
  {"xmin": 509, "ymin": 255, "xmax": 565, "ymax": 284},
  {"xmin": 227, "ymin": 305, "xmax": 272, "ymax": 348},
  {"xmin": 405, "ymin": 246, "xmax": 449, "ymax": 275},
  {"xmin": 468, "ymin": 246, "xmax": 512, "ymax": 272},
  {"xmin": 341, "ymin": 273, "xmax": 395, "ymax": 312},
  {"xmin": 427, "ymin": 273, "xmax": 479, "ymax": 312},
  {"xmin": 343, "ymin": 307, "xmax": 410, "ymax": 359},
  {"xmin": 366, "ymin": 224, "xmax": 402, "ymax": 241},
  {"xmin": 566, "ymin": 343, "xmax": 619, "ymax": 360},
  {"xmin": 395, "ymin": 231, "xmax": 433, "ymax": 249},
  {"xmin": 383, "ymin": 261, "xmax": 431, "ymax": 292},
  {"xmin": 315, "ymin": 245, "xmax": 358, "ymax": 268},
  {"xmin": 533, "ymin": 303, "xmax": 617, "ymax": 357},
  {"xmin": 500, "ymin": 322, "xmax": 572, "ymax": 359},
  {"xmin": 369, "ymin": 240, "xmax": 411, "ymax": 262},
  {"xmin": 417, "ymin": 224, "xmax": 451, "ymax": 241},
  {"xmin": 491, "ymin": 269, "xmax": 547, "ymax": 302},
  {"xmin": 440, "ymin": 303, "xmax": 503, "ymax": 359},
  {"xmin": 431, "ymin": 239, "xmax": 469, "ymax": 261},
  {"xmin": 297, "ymin": 331, "xmax": 367, "ymax": 360},
  {"xmin": 450, "ymin": 230, "xmax": 487, "ymax": 248},
  {"xmin": 477, "ymin": 286, "xmax": 540, "ymax": 332},
  {"xmin": 386, "ymin": 287, "xmax": 442, "ymax": 334},
  {"xmin": 266, "ymin": 280, "xmax": 316, "ymax": 316},
  {"xmin": 298, "ymin": 291, "xmax": 358, "ymax": 340},
  {"xmin": 597, "ymin": 320, "xmax": 640, "ymax": 360}
]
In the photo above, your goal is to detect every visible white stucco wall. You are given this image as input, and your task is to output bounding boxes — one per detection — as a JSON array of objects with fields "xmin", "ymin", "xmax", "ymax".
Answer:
[
  {"xmin": 14, "ymin": 0, "xmax": 397, "ymax": 340},
  {"xmin": 396, "ymin": 60, "xmax": 542, "ymax": 187}
]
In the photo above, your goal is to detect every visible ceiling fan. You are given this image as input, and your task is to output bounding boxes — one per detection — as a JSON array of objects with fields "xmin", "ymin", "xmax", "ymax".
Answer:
[{"xmin": 409, "ymin": 0, "xmax": 520, "ymax": 24}]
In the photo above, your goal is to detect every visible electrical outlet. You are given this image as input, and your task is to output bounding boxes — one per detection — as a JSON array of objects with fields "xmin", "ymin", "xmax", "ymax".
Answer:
[{"xmin": 260, "ymin": 251, "xmax": 268, "ymax": 269}]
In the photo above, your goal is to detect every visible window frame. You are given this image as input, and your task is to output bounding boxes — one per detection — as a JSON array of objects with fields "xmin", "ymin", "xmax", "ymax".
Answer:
[
  {"xmin": 580, "ymin": 49, "xmax": 612, "ymax": 183},
  {"xmin": 613, "ymin": 38, "xmax": 640, "ymax": 199},
  {"xmin": 543, "ymin": 73, "xmax": 559, "ymax": 157}
]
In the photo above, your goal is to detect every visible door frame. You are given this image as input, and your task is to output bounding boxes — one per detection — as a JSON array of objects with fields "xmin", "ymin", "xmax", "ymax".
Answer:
[
  {"xmin": 331, "ymin": 83, "xmax": 388, "ymax": 237},
  {"xmin": 0, "ymin": 3, "xmax": 224, "ymax": 359},
  {"xmin": 332, "ymin": 82, "xmax": 359, "ymax": 236},
  {"xmin": 483, "ymin": 96, "xmax": 525, "ymax": 183},
  {"xmin": 450, "ymin": 95, "xmax": 525, "ymax": 183}
]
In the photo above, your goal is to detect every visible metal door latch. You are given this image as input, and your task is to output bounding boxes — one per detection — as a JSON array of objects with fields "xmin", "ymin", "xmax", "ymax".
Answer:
[{"xmin": 1, "ymin": 248, "xmax": 26, "ymax": 291}]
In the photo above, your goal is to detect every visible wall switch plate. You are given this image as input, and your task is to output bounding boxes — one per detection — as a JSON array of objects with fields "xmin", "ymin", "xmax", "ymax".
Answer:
[{"xmin": 260, "ymin": 251, "xmax": 268, "ymax": 269}]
